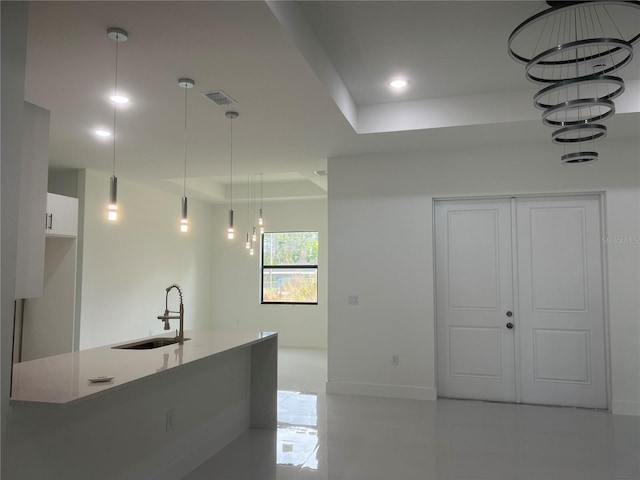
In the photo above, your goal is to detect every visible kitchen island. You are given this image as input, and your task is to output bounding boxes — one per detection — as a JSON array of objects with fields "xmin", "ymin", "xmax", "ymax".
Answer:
[{"xmin": 4, "ymin": 330, "xmax": 277, "ymax": 479}]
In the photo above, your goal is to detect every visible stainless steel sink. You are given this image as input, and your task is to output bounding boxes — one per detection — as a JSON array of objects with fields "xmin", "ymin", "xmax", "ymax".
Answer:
[{"xmin": 112, "ymin": 337, "xmax": 190, "ymax": 350}]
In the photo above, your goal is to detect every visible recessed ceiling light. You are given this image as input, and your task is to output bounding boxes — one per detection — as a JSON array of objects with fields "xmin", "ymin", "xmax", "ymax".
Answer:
[
  {"xmin": 389, "ymin": 79, "xmax": 409, "ymax": 89},
  {"xmin": 95, "ymin": 129, "xmax": 112, "ymax": 137},
  {"xmin": 110, "ymin": 94, "xmax": 130, "ymax": 104}
]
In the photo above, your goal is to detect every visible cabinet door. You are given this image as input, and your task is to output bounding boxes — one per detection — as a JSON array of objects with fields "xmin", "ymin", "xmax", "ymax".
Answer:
[
  {"xmin": 15, "ymin": 102, "xmax": 49, "ymax": 299},
  {"xmin": 46, "ymin": 193, "xmax": 78, "ymax": 237}
]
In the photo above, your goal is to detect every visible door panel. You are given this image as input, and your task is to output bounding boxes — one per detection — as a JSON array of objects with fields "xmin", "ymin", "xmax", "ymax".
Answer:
[
  {"xmin": 516, "ymin": 196, "xmax": 606, "ymax": 408},
  {"xmin": 449, "ymin": 326, "xmax": 504, "ymax": 378},
  {"xmin": 447, "ymin": 210, "xmax": 501, "ymax": 310},
  {"xmin": 436, "ymin": 199, "xmax": 516, "ymax": 402},
  {"xmin": 529, "ymin": 206, "xmax": 588, "ymax": 312},
  {"xmin": 532, "ymin": 328, "xmax": 591, "ymax": 383}
]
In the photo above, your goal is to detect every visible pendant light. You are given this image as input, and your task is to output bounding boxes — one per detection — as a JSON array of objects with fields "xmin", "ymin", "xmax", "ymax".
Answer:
[
  {"xmin": 106, "ymin": 27, "xmax": 127, "ymax": 221},
  {"xmin": 178, "ymin": 78, "xmax": 194, "ymax": 233},
  {"xmin": 226, "ymin": 111, "xmax": 238, "ymax": 239}
]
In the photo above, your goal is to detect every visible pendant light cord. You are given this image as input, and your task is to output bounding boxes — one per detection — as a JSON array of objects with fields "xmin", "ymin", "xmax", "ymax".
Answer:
[
  {"xmin": 112, "ymin": 33, "xmax": 119, "ymax": 178},
  {"xmin": 229, "ymin": 117, "xmax": 233, "ymax": 211},
  {"xmin": 247, "ymin": 174, "xmax": 251, "ymax": 232},
  {"xmin": 183, "ymin": 84, "xmax": 188, "ymax": 197}
]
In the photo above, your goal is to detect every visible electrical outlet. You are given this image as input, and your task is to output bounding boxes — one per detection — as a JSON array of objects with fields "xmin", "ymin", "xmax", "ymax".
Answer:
[
  {"xmin": 348, "ymin": 295, "xmax": 359, "ymax": 305},
  {"xmin": 166, "ymin": 409, "xmax": 174, "ymax": 432},
  {"xmin": 392, "ymin": 354, "xmax": 400, "ymax": 366}
]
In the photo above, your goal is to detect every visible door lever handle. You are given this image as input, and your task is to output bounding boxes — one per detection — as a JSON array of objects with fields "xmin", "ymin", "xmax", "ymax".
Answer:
[{"xmin": 506, "ymin": 322, "xmax": 514, "ymax": 329}]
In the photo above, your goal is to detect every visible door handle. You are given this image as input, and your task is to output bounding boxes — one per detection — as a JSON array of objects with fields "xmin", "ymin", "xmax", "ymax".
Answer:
[{"xmin": 506, "ymin": 322, "xmax": 514, "ymax": 329}]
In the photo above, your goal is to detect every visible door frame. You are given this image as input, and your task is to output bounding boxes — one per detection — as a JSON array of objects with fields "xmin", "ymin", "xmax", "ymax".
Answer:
[{"xmin": 432, "ymin": 192, "xmax": 611, "ymax": 410}]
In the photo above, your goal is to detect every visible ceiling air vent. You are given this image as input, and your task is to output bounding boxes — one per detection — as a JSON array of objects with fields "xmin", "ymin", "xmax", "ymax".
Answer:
[{"xmin": 202, "ymin": 90, "xmax": 237, "ymax": 106}]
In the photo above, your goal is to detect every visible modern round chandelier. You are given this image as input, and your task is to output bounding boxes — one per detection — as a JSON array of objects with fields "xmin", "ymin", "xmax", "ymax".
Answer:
[{"xmin": 509, "ymin": 1, "xmax": 640, "ymax": 164}]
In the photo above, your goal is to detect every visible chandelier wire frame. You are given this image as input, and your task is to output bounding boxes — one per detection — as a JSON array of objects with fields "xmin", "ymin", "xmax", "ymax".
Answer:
[{"xmin": 508, "ymin": 0, "xmax": 640, "ymax": 164}]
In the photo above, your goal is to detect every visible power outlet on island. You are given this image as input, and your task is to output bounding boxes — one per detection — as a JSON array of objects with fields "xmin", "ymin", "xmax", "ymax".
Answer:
[
  {"xmin": 392, "ymin": 354, "xmax": 400, "ymax": 366},
  {"xmin": 166, "ymin": 409, "xmax": 175, "ymax": 432},
  {"xmin": 348, "ymin": 295, "xmax": 359, "ymax": 305}
]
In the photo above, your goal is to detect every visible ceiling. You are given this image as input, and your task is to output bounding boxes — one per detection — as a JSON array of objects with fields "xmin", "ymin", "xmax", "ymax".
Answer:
[{"xmin": 24, "ymin": 1, "xmax": 640, "ymax": 204}]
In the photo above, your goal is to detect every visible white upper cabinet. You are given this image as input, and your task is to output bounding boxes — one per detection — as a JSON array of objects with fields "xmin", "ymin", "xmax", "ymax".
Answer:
[
  {"xmin": 15, "ymin": 102, "xmax": 49, "ymax": 299},
  {"xmin": 46, "ymin": 193, "xmax": 78, "ymax": 237}
]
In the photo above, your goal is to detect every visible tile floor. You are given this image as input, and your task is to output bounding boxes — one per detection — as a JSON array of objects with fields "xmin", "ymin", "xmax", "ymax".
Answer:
[{"xmin": 183, "ymin": 348, "xmax": 640, "ymax": 480}]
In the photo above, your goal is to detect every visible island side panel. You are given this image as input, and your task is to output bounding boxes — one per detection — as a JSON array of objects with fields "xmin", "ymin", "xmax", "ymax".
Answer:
[
  {"xmin": 250, "ymin": 335, "xmax": 278, "ymax": 429},
  {"xmin": 3, "ymin": 347, "xmax": 252, "ymax": 480}
]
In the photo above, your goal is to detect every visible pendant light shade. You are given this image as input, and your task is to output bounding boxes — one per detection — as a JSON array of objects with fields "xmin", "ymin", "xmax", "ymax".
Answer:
[
  {"xmin": 227, "ymin": 209, "xmax": 235, "ymax": 240},
  {"xmin": 178, "ymin": 78, "xmax": 194, "ymax": 233},
  {"xmin": 108, "ymin": 175, "xmax": 118, "ymax": 221},
  {"xmin": 226, "ymin": 111, "xmax": 238, "ymax": 240},
  {"xmin": 106, "ymin": 27, "xmax": 127, "ymax": 221},
  {"xmin": 181, "ymin": 196, "xmax": 188, "ymax": 233}
]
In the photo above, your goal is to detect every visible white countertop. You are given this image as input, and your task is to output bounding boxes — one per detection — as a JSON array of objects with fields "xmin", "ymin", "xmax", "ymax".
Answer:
[{"xmin": 10, "ymin": 330, "xmax": 277, "ymax": 406}]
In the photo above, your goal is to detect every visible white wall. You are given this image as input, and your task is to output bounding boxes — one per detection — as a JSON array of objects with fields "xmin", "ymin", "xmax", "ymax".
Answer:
[
  {"xmin": 328, "ymin": 137, "xmax": 640, "ymax": 415},
  {"xmin": 79, "ymin": 170, "xmax": 214, "ymax": 349},
  {"xmin": 211, "ymin": 198, "xmax": 328, "ymax": 348}
]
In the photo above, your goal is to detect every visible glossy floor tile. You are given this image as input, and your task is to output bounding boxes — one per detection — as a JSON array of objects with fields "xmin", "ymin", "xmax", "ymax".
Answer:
[{"xmin": 183, "ymin": 348, "xmax": 640, "ymax": 480}]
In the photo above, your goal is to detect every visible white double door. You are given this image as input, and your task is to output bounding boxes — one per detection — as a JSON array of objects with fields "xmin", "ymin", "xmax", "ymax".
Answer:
[{"xmin": 435, "ymin": 195, "xmax": 607, "ymax": 408}]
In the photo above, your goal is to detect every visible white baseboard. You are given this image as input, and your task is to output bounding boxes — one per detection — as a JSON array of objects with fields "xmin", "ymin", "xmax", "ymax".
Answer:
[
  {"xmin": 326, "ymin": 381, "xmax": 437, "ymax": 401},
  {"xmin": 612, "ymin": 400, "xmax": 640, "ymax": 416}
]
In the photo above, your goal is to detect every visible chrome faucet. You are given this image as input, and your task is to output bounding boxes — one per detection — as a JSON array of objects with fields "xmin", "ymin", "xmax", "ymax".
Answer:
[{"xmin": 157, "ymin": 284, "xmax": 185, "ymax": 343}]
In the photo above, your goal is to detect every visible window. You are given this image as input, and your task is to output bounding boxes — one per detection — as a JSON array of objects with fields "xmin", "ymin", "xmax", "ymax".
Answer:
[{"xmin": 262, "ymin": 231, "xmax": 318, "ymax": 304}]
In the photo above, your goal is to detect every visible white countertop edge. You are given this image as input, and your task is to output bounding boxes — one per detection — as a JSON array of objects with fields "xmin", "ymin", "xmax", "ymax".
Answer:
[{"xmin": 10, "ymin": 330, "xmax": 277, "ymax": 407}]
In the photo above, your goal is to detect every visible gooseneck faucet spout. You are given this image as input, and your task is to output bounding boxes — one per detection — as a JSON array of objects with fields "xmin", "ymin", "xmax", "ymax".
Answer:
[{"xmin": 157, "ymin": 284, "xmax": 185, "ymax": 344}]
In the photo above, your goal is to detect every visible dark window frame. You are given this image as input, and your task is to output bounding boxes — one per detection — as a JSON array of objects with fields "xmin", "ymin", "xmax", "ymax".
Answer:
[{"xmin": 261, "ymin": 231, "xmax": 319, "ymax": 305}]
